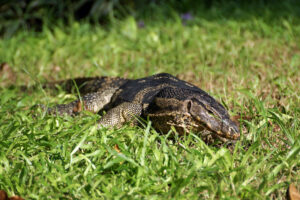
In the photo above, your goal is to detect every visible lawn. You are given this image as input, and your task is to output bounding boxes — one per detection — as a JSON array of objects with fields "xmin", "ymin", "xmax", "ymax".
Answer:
[{"xmin": 0, "ymin": 2, "xmax": 299, "ymax": 199}]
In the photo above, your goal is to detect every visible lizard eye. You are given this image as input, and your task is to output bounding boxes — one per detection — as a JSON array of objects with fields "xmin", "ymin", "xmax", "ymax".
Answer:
[
  {"xmin": 188, "ymin": 98, "xmax": 217, "ymax": 118},
  {"xmin": 186, "ymin": 98, "xmax": 206, "ymax": 115}
]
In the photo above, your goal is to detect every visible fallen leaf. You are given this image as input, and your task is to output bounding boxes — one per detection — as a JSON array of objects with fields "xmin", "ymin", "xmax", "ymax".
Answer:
[
  {"xmin": 287, "ymin": 183, "xmax": 300, "ymax": 200},
  {"xmin": 0, "ymin": 190, "xmax": 8, "ymax": 200},
  {"xmin": 0, "ymin": 62, "xmax": 17, "ymax": 87},
  {"xmin": 0, "ymin": 190, "xmax": 24, "ymax": 200},
  {"xmin": 114, "ymin": 144, "xmax": 121, "ymax": 153}
]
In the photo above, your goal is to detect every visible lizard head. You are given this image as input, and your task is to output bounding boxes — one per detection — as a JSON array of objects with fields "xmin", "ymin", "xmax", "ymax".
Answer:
[
  {"xmin": 147, "ymin": 94, "xmax": 240, "ymax": 141},
  {"xmin": 185, "ymin": 96, "xmax": 240, "ymax": 140}
]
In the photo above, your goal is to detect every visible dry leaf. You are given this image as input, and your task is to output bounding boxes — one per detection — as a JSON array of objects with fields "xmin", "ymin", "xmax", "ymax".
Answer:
[
  {"xmin": 287, "ymin": 184, "xmax": 300, "ymax": 200},
  {"xmin": 0, "ymin": 190, "xmax": 24, "ymax": 200},
  {"xmin": 114, "ymin": 144, "xmax": 121, "ymax": 153},
  {"xmin": 0, "ymin": 62, "xmax": 17, "ymax": 87},
  {"xmin": 0, "ymin": 190, "xmax": 8, "ymax": 200}
]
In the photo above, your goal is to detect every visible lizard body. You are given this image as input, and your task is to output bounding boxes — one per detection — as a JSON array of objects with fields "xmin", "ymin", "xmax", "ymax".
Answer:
[{"xmin": 46, "ymin": 73, "xmax": 240, "ymax": 141}]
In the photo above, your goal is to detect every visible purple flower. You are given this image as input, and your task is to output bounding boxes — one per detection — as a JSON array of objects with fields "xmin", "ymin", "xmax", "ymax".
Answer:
[
  {"xmin": 138, "ymin": 20, "xmax": 145, "ymax": 28},
  {"xmin": 181, "ymin": 12, "xmax": 193, "ymax": 21}
]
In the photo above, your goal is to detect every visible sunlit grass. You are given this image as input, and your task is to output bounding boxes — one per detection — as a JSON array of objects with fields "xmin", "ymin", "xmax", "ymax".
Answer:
[{"xmin": 0, "ymin": 8, "xmax": 299, "ymax": 199}]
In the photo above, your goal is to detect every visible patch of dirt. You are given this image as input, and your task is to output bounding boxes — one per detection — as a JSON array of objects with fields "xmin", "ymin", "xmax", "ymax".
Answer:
[{"xmin": 0, "ymin": 62, "xmax": 17, "ymax": 87}]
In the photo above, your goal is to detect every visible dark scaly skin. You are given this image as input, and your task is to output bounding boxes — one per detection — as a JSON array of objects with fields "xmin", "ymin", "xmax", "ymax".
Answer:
[
  {"xmin": 43, "ymin": 76, "xmax": 128, "ymax": 94},
  {"xmin": 45, "ymin": 73, "xmax": 240, "ymax": 141}
]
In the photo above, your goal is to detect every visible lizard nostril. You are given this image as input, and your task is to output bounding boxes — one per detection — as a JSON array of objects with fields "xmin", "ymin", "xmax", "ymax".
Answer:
[
  {"xmin": 208, "ymin": 110, "xmax": 214, "ymax": 114},
  {"xmin": 187, "ymin": 100, "xmax": 192, "ymax": 111},
  {"xmin": 229, "ymin": 127, "xmax": 240, "ymax": 139}
]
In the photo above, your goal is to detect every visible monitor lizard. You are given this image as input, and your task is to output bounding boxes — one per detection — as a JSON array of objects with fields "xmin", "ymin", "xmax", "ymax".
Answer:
[{"xmin": 45, "ymin": 73, "xmax": 240, "ymax": 142}]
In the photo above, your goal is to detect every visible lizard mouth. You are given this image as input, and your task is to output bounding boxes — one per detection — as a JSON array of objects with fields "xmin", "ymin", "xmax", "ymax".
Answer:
[
  {"xmin": 187, "ymin": 99, "xmax": 240, "ymax": 140},
  {"xmin": 219, "ymin": 118, "xmax": 240, "ymax": 140},
  {"xmin": 195, "ymin": 116, "xmax": 240, "ymax": 140}
]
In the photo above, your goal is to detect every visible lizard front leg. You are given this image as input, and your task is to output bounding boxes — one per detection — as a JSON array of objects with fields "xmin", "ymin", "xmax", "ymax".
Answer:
[{"xmin": 98, "ymin": 102, "xmax": 142, "ymax": 128}]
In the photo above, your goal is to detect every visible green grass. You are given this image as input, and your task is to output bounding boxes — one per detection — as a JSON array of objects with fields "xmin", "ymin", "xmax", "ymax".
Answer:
[{"xmin": 0, "ymin": 8, "xmax": 300, "ymax": 199}]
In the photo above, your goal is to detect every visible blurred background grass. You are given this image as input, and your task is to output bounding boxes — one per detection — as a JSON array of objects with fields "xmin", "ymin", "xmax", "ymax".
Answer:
[
  {"xmin": 1, "ymin": 0, "xmax": 299, "ymax": 107},
  {"xmin": 1, "ymin": 0, "xmax": 300, "ymax": 37}
]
